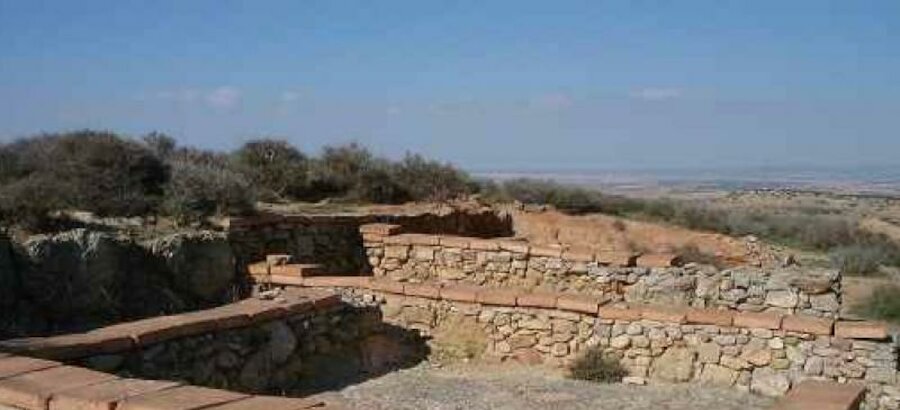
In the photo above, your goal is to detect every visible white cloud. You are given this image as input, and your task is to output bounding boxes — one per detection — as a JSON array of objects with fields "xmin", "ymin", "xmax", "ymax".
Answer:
[
  {"xmin": 530, "ymin": 93, "xmax": 574, "ymax": 110},
  {"xmin": 630, "ymin": 87, "xmax": 682, "ymax": 101},
  {"xmin": 205, "ymin": 86, "xmax": 241, "ymax": 109},
  {"xmin": 280, "ymin": 90, "xmax": 300, "ymax": 103}
]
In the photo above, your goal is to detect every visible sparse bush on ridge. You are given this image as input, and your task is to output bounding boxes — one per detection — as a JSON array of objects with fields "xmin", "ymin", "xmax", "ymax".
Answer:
[
  {"xmin": 853, "ymin": 285, "xmax": 900, "ymax": 324},
  {"xmin": 0, "ymin": 130, "xmax": 476, "ymax": 230},
  {"xmin": 568, "ymin": 346, "xmax": 627, "ymax": 383},
  {"xmin": 830, "ymin": 245, "xmax": 890, "ymax": 276}
]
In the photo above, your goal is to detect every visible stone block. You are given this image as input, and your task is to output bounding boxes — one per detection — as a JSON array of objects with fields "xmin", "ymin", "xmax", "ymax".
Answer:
[
  {"xmin": 750, "ymin": 367, "xmax": 790, "ymax": 397},
  {"xmin": 597, "ymin": 306, "xmax": 642, "ymax": 321},
  {"xmin": 404, "ymin": 283, "xmax": 441, "ymax": 299},
  {"xmin": 0, "ymin": 356, "xmax": 61, "ymax": 380},
  {"xmin": 642, "ymin": 307, "xmax": 686, "ymax": 324},
  {"xmin": 516, "ymin": 292, "xmax": 559, "ymax": 309},
  {"xmin": 438, "ymin": 236, "xmax": 470, "ymax": 249},
  {"xmin": 476, "ymin": 289, "xmax": 519, "ymax": 306},
  {"xmin": 834, "ymin": 321, "xmax": 889, "ymax": 340},
  {"xmin": 0, "ymin": 332, "xmax": 132, "ymax": 361},
  {"xmin": 118, "ymin": 386, "xmax": 250, "ymax": 410},
  {"xmin": 781, "ymin": 315, "xmax": 833, "ymax": 336},
  {"xmin": 686, "ymin": 309, "xmax": 734, "ymax": 326},
  {"xmin": 556, "ymin": 294, "xmax": 602, "ymax": 315},
  {"xmin": 439, "ymin": 285, "xmax": 479, "ymax": 303},
  {"xmin": 49, "ymin": 378, "xmax": 181, "ymax": 410},
  {"xmin": 651, "ymin": 347, "xmax": 695, "ymax": 382},
  {"xmin": 770, "ymin": 380, "xmax": 866, "ymax": 410},
  {"xmin": 699, "ymin": 364, "xmax": 737, "ymax": 387},
  {"xmin": 0, "ymin": 366, "xmax": 118, "ymax": 410},
  {"xmin": 468, "ymin": 239, "xmax": 500, "ymax": 251},
  {"xmin": 734, "ymin": 312, "xmax": 783, "ymax": 330},
  {"xmin": 301, "ymin": 276, "xmax": 371, "ymax": 288},
  {"xmin": 358, "ymin": 223, "xmax": 402, "ymax": 236},
  {"xmin": 368, "ymin": 279, "xmax": 405, "ymax": 295}
]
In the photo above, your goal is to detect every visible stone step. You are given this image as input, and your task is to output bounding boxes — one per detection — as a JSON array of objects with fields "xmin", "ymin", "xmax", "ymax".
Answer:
[{"xmin": 771, "ymin": 381, "xmax": 866, "ymax": 410}]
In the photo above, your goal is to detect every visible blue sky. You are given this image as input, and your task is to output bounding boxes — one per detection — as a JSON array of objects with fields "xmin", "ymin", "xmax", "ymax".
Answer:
[{"xmin": 1, "ymin": 0, "xmax": 898, "ymax": 170}]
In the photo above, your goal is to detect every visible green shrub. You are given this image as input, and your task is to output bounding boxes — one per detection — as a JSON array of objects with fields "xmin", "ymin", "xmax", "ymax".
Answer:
[
  {"xmin": 162, "ymin": 157, "xmax": 256, "ymax": 224},
  {"xmin": 232, "ymin": 139, "xmax": 309, "ymax": 200},
  {"xmin": 392, "ymin": 153, "xmax": 473, "ymax": 202},
  {"xmin": 568, "ymin": 346, "xmax": 627, "ymax": 383},
  {"xmin": 0, "ymin": 131, "xmax": 169, "ymax": 226},
  {"xmin": 852, "ymin": 285, "xmax": 900, "ymax": 324}
]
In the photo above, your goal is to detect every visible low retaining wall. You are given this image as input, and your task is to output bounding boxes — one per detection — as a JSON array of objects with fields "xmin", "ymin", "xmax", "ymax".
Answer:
[
  {"xmin": 227, "ymin": 209, "xmax": 512, "ymax": 275},
  {"xmin": 0, "ymin": 289, "xmax": 425, "ymax": 398},
  {"xmin": 361, "ymin": 226, "xmax": 843, "ymax": 318},
  {"xmin": 277, "ymin": 276, "xmax": 898, "ymax": 409}
]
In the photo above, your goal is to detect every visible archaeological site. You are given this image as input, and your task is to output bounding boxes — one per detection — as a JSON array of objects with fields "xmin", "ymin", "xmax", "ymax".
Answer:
[{"xmin": 0, "ymin": 203, "xmax": 896, "ymax": 410}]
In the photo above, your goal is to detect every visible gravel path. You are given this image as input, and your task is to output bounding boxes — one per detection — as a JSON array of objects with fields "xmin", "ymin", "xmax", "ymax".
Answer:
[{"xmin": 328, "ymin": 363, "xmax": 775, "ymax": 410}]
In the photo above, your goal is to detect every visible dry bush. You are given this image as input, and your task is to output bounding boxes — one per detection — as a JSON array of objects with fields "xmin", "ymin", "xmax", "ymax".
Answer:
[
  {"xmin": 852, "ymin": 285, "xmax": 900, "ymax": 324},
  {"xmin": 568, "ymin": 345, "xmax": 627, "ymax": 383},
  {"xmin": 428, "ymin": 315, "xmax": 488, "ymax": 364}
]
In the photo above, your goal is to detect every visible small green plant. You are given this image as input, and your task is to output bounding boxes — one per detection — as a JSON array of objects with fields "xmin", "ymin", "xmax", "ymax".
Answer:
[
  {"xmin": 852, "ymin": 285, "xmax": 900, "ymax": 324},
  {"xmin": 568, "ymin": 346, "xmax": 627, "ymax": 383}
]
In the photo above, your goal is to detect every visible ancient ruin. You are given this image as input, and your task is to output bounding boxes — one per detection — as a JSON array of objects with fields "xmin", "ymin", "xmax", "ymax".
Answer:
[{"xmin": 0, "ymin": 206, "xmax": 897, "ymax": 409}]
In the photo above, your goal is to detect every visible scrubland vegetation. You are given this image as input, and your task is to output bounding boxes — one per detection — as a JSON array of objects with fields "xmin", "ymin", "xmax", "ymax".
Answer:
[
  {"xmin": 568, "ymin": 345, "xmax": 627, "ymax": 383},
  {"xmin": 0, "ymin": 130, "xmax": 475, "ymax": 229},
  {"xmin": 1, "ymin": 130, "xmax": 898, "ymax": 275}
]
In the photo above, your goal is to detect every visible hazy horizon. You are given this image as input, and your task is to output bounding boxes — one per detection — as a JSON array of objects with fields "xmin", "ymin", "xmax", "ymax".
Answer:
[{"xmin": 2, "ymin": 1, "xmax": 899, "ymax": 171}]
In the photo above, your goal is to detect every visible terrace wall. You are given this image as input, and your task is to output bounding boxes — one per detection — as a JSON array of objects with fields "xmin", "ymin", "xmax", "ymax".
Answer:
[
  {"xmin": 0, "ymin": 289, "xmax": 425, "ymax": 398},
  {"xmin": 361, "ymin": 225, "xmax": 843, "ymax": 318},
  {"xmin": 286, "ymin": 276, "xmax": 899, "ymax": 410}
]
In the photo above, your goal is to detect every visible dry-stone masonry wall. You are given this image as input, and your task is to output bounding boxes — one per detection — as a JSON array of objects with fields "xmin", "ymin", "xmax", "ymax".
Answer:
[
  {"xmin": 0, "ymin": 288, "xmax": 425, "ymax": 399},
  {"xmin": 281, "ymin": 277, "xmax": 898, "ymax": 410},
  {"xmin": 227, "ymin": 210, "xmax": 512, "ymax": 275},
  {"xmin": 361, "ymin": 225, "xmax": 843, "ymax": 318}
]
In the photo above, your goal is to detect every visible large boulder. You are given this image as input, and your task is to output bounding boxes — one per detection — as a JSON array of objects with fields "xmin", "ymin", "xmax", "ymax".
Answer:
[
  {"xmin": 20, "ymin": 229, "xmax": 133, "ymax": 323},
  {"xmin": 147, "ymin": 231, "xmax": 235, "ymax": 302},
  {"xmin": 651, "ymin": 347, "xmax": 696, "ymax": 382}
]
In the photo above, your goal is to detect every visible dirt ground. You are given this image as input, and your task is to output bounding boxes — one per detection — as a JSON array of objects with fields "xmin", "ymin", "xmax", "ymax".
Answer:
[{"xmin": 319, "ymin": 362, "xmax": 775, "ymax": 410}]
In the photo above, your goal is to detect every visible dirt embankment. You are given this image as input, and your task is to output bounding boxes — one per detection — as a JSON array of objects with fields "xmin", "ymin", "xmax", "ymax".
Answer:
[{"xmin": 509, "ymin": 209, "xmax": 775, "ymax": 266}]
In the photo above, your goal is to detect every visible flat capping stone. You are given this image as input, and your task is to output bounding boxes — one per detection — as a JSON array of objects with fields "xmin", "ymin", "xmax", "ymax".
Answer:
[
  {"xmin": 438, "ymin": 236, "xmax": 470, "ymax": 249},
  {"xmin": 0, "ymin": 290, "xmax": 333, "ymax": 360},
  {"xmin": 403, "ymin": 283, "xmax": 442, "ymax": 299},
  {"xmin": 597, "ymin": 305, "xmax": 642, "ymax": 321},
  {"xmin": 781, "ymin": 315, "xmax": 834, "ymax": 336},
  {"xmin": 383, "ymin": 233, "xmax": 440, "ymax": 246},
  {"xmin": 635, "ymin": 253, "xmax": 682, "ymax": 268},
  {"xmin": 358, "ymin": 223, "xmax": 402, "ymax": 236},
  {"xmin": 117, "ymin": 385, "xmax": 250, "ymax": 410},
  {"xmin": 556, "ymin": 294, "xmax": 603, "ymax": 315},
  {"xmin": 771, "ymin": 380, "xmax": 866, "ymax": 410},
  {"xmin": 476, "ymin": 289, "xmax": 519, "ymax": 306},
  {"xmin": 686, "ymin": 309, "xmax": 734, "ymax": 326},
  {"xmin": 641, "ymin": 306, "xmax": 687, "ymax": 324},
  {"xmin": 834, "ymin": 320, "xmax": 889, "ymax": 340},
  {"xmin": 439, "ymin": 284, "xmax": 479, "ymax": 303},
  {"xmin": 48, "ymin": 378, "xmax": 182, "ymax": 410},
  {"xmin": 0, "ymin": 365, "xmax": 119, "ymax": 410},
  {"xmin": 516, "ymin": 292, "xmax": 559, "ymax": 309},
  {"xmin": 733, "ymin": 311, "xmax": 783, "ymax": 330},
  {"xmin": 0, "ymin": 356, "xmax": 62, "ymax": 380}
]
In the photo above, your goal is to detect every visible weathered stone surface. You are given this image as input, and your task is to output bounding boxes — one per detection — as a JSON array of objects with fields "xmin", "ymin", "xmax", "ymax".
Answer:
[
  {"xmin": 651, "ymin": 347, "xmax": 695, "ymax": 383},
  {"xmin": 700, "ymin": 364, "xmax": 737, "ymax": 387},
  {"xmin": 147, "ymin": 231, "xmax": 235, "ymax": 301},
  {"xmin": 49, "ymin": 378, "xmax": 181, "ymax": 410},
  {"xmin": 696, "ymin": 343, "xmax": 721, "ymax": 364},
  {"xmin": 750, "ymin": 368, "xmax": 790, "ymax": 397},
  {"xmin": 765, "ymin": 291, "xmax": 799, "ymax": 308}
]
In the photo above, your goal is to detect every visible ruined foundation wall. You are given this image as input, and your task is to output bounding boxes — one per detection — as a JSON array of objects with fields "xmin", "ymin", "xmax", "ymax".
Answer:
[
  {"xmin": 362, "ymin": 227, "xmax": 843, "ymax": 318},
  {"xmin": 0, "ymin": 290, "xmax": 425, "ymax": 397},
  {"xmin": 299, "ymin": 278, "xmax": 898, "ymax": 410}
]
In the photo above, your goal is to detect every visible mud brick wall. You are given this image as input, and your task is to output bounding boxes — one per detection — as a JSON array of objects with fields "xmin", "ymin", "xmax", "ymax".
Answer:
[
  {"xmin": 361, "ymin": 227, "xmax": 843, "ymax": 318},
  {"xmin": 291, "ymin": 277, "xmax": 899, "ymax": 410},
  {"xmin": 0, "ymin": 289, "xmax": 425, "ymax": 397}
]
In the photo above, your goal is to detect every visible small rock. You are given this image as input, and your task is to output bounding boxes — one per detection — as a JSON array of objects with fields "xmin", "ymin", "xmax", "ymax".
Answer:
[{"xmin": 622, "ymin": 376, "xmax": 647, "ymax": 385}]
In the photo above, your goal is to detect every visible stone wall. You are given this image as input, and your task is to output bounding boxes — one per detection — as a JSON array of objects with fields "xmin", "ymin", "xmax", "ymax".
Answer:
[
  {"xmin": 286, "ymin": 277, "xmax": 899, "ymax": 410},
  {"xmin": 1, "ymin": 229, "xmax": 237, "ymax": 338},
  {"xmin": 0, "ymin": 289, "xmax": 426, "ymax": 397},
  {"xmin": 362, "ymin": 227, "xmax": 843, "ymax": 318},
  {"xmin": 227, "ymin": 209, "xmax": 512, "ymax": 275}
]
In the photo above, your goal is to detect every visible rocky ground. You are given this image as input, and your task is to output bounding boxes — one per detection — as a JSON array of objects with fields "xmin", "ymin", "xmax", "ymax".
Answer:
[{"xmin": 325, "ymin": 362, "xmax": 775, "ymax": 410}]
